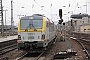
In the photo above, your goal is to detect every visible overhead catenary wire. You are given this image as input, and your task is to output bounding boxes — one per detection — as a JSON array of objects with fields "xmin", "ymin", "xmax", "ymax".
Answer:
[
  {"xmin": 73, "ymin": 1, "xmax": 79, "ymax": 13},
  {"xmin": 3, "ymin": 6, "xmax": 25, "ymax": 23},
  {"xmin": 13, "ymin": 0, "xmax": 32, "ymax": 11},
  {"xmin": 14, "ymin": 0, "xmax": 35, "ymax": 15},
  {"xmin": 63, "ymin": 0, "xmax": 77, "ymax": 21},
  {"xmin": 3, "ymin": 0, "xmax": 58, "ymax": 20},
  {"xmin": 4, "ymin": 6, "xmax": 24, "ymax": 14},
  {"xmin": 42, "ymin": 0, "xmax": 52, "ymax": 8},
  {"xmin": 14, "ymin": 0, "xmax": 55, "ymax": 20},
  {"xmin": 33, "ymin": 0, "xmax": 52, "ymax": 17},
  {"xmin": 42, "ymin": 0, "xmax": 53, "ymax": 20},
  {"xmin": 14, "ymin": 0, "xmax": 32, "ymax": 8},
  {"xmin": 69, "ymin": 0, "xmax": 77, "ymax": 8},
  {"xmin": 67, "ymin": 0, "xmax": 77, "ymax": 14},
  {"xmin": 13, "ymin": 0, "xmax": 52, "ymax": 17},
  {"xmin": 70, "ymin": 0, "xmax": 88, "ymax": 14},
  {"xmin": 3, "ymin": 0, "xmax": 33, "ymax": 15},
  {"xmin": 62, "ymin": 0, "xmax": 77, "ymax": 17}
]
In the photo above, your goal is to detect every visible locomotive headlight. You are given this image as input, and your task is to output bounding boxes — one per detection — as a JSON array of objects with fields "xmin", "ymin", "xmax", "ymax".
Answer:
[
  {"xmin": 41, "ymin": 34, "xmax": 45, "ymax": 42},
  {"xmin": 18, "ymin": 35, "xmax": 21, "ymax": 40},
  {"xmin": 17, "ymin": 40, "xmax": 21, "ymax": 43},
  {"xmin": 17, "ymin": 35, "xmax": 21, "ymax": 43}
]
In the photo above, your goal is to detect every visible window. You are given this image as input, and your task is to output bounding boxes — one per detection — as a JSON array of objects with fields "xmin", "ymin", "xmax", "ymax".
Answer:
[{"xmin": 20, "ymin": 19, "xmax": 42, "ymax": 30}]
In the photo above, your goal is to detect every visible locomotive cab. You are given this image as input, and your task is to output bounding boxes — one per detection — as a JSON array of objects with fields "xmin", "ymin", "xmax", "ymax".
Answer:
[{"xmin": 17, "ymin": 14, "xmax": 56, "ymax": 51}]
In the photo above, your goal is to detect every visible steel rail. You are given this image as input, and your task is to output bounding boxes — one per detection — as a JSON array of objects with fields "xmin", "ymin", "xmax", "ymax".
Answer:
[
  {"xmin": 0, "ymin": 44, "xmax": 16, "ymax": 51},
  {"xmin": 35, "ymin": 51, "xmax": 45, "ymax": 60},
  {"xmin": 70, "ymin": 37, "xmax": 90, "ymax": 59},
  {"xmin": 14, "ymin": 52, "xmax": 28, "ymax": 60},
  {"xmin": 0, "ymin": 44, "xmax": 17, "ymax": 55}
]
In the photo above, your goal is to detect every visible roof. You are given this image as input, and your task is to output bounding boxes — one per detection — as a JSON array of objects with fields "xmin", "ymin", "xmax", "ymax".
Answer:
[
  {"xmin": 70, "ymin": 14, "xmax": 89, "ymax": 19},
  {"xmin": 88, "ymin": 16, "xmax": 90, "ymax": 18},
  {"xmin": 21, "ymin": 14, "xmax": 43, "ymax": 20},
  {"xmin": 80, "ymin": 23, "xmax": 90, "ymax": 26}
]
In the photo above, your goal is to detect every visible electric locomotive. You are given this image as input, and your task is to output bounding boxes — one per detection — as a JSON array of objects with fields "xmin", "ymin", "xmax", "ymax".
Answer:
[{"xmin": 17, "ymin": 14, "xmax": 57, "ymax": 51}]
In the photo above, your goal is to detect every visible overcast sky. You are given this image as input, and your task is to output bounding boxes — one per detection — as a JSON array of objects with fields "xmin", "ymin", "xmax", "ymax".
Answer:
[{"xmin": 2, "ymin": 0, "xmax": 90, "ymax": 25}]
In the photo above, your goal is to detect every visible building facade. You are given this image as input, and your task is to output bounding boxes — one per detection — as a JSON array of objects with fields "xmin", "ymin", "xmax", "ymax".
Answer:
[{"xmin": 66, "ymin": 14, "xmax": 90, "ymax": 32}]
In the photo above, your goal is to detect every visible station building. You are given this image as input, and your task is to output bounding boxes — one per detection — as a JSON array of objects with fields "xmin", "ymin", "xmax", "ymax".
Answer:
[{"xmin": 66, "ymin": 14, "xmax": 90, "ymax": 32}]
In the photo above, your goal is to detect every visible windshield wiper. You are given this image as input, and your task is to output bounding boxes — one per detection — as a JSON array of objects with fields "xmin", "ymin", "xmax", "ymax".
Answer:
[
  {"xmin": 25, "ymin": 23, "xmax": 31, "ymax": 32},
  {"xmin": 32, "ymin": 23, "xmax": 37, "ymax": 31},
  {"xmin": 25, "ymin": 20, "xmax": 37, "ymax": 32}
]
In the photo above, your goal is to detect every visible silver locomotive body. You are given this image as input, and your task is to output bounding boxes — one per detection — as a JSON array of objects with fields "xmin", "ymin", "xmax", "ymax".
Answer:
[{"xmin": 17, "ymin": 14, "xmax": 57, "ymax": 51}]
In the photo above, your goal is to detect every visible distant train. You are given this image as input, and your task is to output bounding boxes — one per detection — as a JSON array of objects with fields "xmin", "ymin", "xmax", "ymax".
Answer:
[{"xmin": 17, "ymin": 14, "xmax": 57, "ymax": 52}]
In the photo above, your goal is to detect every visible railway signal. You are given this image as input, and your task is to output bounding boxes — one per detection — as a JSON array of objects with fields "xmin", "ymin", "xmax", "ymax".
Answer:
[
  {"xmin": 58, "ymin": 19, "xmax": 63, "ymax": 24},
  {"xmin": 63, "ymin": 23, "xmax": 65, "ymax": 25},
  {"xmin": 59, "ymin": 9, "xmax": 62, "ymax": 19},
  {"xmin": 58, "ymin": 9, "xmax": 66, "ymax": 42},
  {"xmin": 71, "ymin": 19, "xmax": 73, "ymax": 26}
]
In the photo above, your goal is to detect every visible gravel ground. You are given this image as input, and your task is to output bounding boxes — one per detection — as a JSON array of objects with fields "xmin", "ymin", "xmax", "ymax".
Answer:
[
  {"xmin": 0, "ymin": 33, "xmax": 87, "ymax": 60},
  {"xmin": 43, "ymin": 34, "xmax": 86, "ymax": 60},
  {"xmin": 0, "ymin": 49, "xmax": 23, "ymax": 60}
]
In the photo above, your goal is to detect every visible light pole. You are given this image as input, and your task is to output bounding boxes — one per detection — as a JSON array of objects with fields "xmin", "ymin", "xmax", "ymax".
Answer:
[
  {"xmin": 86, "ymin": 0, "xmax": 87, "ymax": 14},
  {"xmin": 0, "ymin": 0, "xmax": 4, "ymax": 37},
  {"xmin": 11, "ymin": 0, "xmax": 14, "ymax": 35},
  {"xmin": 3, "ymin": 9, "xmax": 8, "ymax": 37}
]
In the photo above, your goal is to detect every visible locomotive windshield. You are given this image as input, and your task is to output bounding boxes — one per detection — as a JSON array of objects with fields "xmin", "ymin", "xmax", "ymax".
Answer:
[{"xmin": 20, "ymin": 19, "xmax": 42, "ymax": 30}]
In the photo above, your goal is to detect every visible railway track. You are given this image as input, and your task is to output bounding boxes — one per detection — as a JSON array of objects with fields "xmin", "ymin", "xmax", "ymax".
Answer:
[
  {"xmin": 70, "ymin": 37, "xmax": 90, "ymax": 59},
  {"xmin": 0, "ymin": 44, "xmax": 17, "ymax": 55},
  {"xmin": 0, "ymin": 44, "xmax": 17, "ymax": 60},
  {"xmin": 14, "ymin": 52, "xmax": 28, "ymax": 60},
  {"xmin": 0, "ymin": 39, "xmax": 17, "ymax": 55},
  {"xmin": 14, "ymin": 51, "xmax": 45, "ymax": 60},
  {"xmin": 14, "ymin": 36, "xmax": 57, "ymax": 60},
  {"xmin": 35, "ymin": 51, "xmax": 45, "ymax": 60},
  {"xmin": 78, "ymin": 38, "xmax": 90, "ymax": 59}
]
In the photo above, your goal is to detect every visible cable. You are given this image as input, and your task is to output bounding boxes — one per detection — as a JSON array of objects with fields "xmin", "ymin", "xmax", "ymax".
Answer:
[
  {"xmin": 42, "ymin": 0, "xmax": 53, "ymax": 17},
  {"xmin": 14, "ymin": 0, "xmax": 31, "ymax": 8},
  {"xmin": 73, "ymin": 0, "xmax": 79, "ymax": 13},
  {"xmin": 70, "ymin": 0, "xmax": 77, "ymax": 8},
  {"xmin": 14, "ymin": 0, "xmax": 52, "ymax": 16},
  {"xmin": 33, "ymin": 0, "xmax": 51, "ymax": 17},
  {"xmin": 4, "ymin": 6, "xmax": 25, "ymax": 14},
  {"xmin": 33, "ymin": 0, "xmax": 41, "ymax": 8},
  {"xmin": 61, "ymin": 0, "xmax": 77, "ymax": 15},
  {"xmin": 42, "ymin": 0, "xmax": 52, "ymax": 8},
  {"xmin": 4, "ymin": 0, "xmax": 32, "ymax": 15},
  {"xmin": 13, "ymin": 0, "xmax": 32, "ymax": 11}
]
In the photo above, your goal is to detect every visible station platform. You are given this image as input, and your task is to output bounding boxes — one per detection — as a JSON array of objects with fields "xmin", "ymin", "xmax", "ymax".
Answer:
[{"xmin": 0, "ymin": 35, "xmax": 18, "ymax": 42}]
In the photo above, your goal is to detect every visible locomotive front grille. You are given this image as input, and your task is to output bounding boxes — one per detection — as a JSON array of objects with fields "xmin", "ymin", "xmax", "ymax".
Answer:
[{"xmin": 28, "ymin": 36, "xmax": 34, "ymax": 39}]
